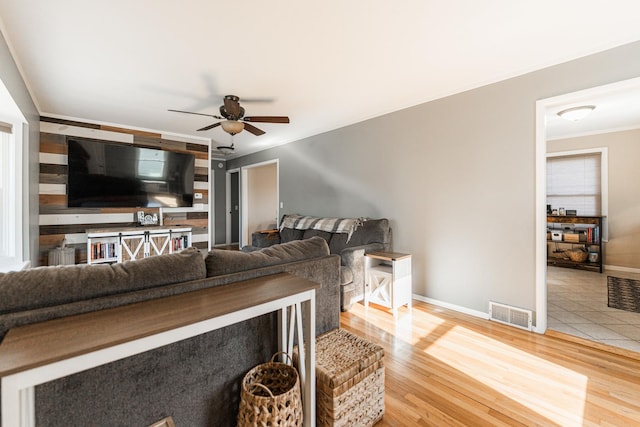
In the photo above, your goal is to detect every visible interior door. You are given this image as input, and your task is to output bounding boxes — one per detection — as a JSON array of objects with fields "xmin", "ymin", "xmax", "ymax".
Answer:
[{"xmin": 230, "ymin": 171, "xmax": 239, "ymax": 244}]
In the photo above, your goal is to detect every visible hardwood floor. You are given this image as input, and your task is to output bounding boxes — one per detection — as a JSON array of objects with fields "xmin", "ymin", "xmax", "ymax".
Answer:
[{"xmin": 340, "ymin": 300, "xmax": 640, "ymax": 426}]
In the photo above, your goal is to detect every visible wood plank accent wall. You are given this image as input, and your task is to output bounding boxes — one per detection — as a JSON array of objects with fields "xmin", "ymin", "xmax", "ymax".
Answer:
[{"xmin": 39, "ymin": 117, "xmax": 211, "ymax": 266}]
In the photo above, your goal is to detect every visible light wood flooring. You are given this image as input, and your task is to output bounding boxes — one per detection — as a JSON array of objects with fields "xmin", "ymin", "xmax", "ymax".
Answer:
[{"xmin": 340, "ymin": 300, "xmax": 640, "ymax": 426}]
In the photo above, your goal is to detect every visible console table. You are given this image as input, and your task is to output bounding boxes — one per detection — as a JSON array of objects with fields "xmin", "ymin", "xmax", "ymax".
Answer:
[{"xmin": 0, "ymin": 273, "xmax": 318, "ymax": 427}]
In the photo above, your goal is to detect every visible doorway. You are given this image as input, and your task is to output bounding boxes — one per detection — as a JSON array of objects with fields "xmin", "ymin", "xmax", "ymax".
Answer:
[
  {"xmin": 240, "ymin": 160, "xmax": 279, "ymax": 247},
  {"xmin": 225, "ymin": 169, "xmax": 240, "ymax": 245},
  {"xmin": 536, "ymin": 76, "xmax": 640, "ymax": 352}
]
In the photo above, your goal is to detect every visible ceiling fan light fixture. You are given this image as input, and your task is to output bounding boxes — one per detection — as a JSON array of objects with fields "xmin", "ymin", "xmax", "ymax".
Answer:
[
  {"xmin": 221, "ymin": 120, "xmax": 245, "ymax": 135},
  {"xmin": 557, "ymin": 105, "xmax": 596, "ymax": 121}
]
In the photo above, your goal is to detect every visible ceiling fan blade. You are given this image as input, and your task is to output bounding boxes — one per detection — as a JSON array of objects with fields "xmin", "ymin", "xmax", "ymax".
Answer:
[
  {"xmin": 197, "ymin": 122, "xmax": 222, "ymax": 131},
  {"xmin": 243, "ymin": 122, "xmax": 266, "ymax": 136},
  {"xmin": 243, "ymin": 116, "xmax": 290, "ymax": 124},
  {"xmin": 168, "ymin": 109, "xmax": 223, "ymax": 119},
  {"xmin": 224, "ymin": 95, "xmax": 241, "ymax": 118}
]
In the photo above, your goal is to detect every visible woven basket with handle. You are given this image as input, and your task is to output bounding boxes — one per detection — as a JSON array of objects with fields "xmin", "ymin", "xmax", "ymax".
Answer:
[
  {"xmin": 237, "ymin": 352, "xmax": 302, "ymax": 427},
  {"xmin": 567, "ymin": 248, "xmax": 588, "ymax": 262}
]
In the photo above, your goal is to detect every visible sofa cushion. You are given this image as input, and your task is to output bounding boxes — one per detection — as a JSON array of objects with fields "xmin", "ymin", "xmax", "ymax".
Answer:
[
  {"xmin": 348, "ymin": 218, "xmax": 390, "ymax": 246},
  {"xmin": 205, "ymin": 236, "xmax": 330, "ymax": 277},
  {"xmin": 0, "ymin": 247, "xmax": 206, "ymax": 315},
  {"xmin": 280, "ymin": 227, "xmax": 304, "ymax": 243},
  {"xmin": 328, "ymin": 233, "xmax": 349, "ymax": 255},
  {"xmin": 302, "ymin": 229, "xmax": 332, "ymax": 243}
]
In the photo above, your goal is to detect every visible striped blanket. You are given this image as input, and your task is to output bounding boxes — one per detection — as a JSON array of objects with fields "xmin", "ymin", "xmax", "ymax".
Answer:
[{"xmin": 280, "ymin": 215, "xmax": 364, "ymax": 241}]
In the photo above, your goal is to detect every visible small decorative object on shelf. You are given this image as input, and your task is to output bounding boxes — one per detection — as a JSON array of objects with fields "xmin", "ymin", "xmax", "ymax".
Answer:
[{"xmin": 48, "ymin": 239, "xmax": 75, "ymax": 265}]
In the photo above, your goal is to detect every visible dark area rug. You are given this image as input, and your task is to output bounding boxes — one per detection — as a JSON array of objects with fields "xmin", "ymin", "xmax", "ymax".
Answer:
[{"xmin": 608, "ymin": 276, "xmax": 640, "ymax": 313}]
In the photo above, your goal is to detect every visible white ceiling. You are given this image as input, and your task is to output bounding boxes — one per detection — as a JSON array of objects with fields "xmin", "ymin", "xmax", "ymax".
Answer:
[
  {"xmin": 545, "ymin": 82, "xmax": 640, "ymax": 140},
  {"xmin": 1, "ymin": 1, "xmax": 640, "ymax": 157}
]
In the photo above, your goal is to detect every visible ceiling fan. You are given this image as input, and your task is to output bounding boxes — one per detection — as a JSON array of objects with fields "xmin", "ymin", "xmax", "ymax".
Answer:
[{"xmin": 169, "ymin": 95, "xmax": 290, "ymax": 136}]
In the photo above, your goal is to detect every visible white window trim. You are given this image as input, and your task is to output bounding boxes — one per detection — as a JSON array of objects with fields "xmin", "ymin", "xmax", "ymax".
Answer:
[{"xmin": 0, "ymin": 78, "xmax": 28, "ymax": 272}]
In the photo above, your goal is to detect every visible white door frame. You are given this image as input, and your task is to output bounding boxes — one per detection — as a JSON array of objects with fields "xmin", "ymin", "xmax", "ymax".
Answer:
[
  {"xmin": 534, "ymin": 75, "xmax": 640, "ymax": 334},
  {"xmin": 240, "ymin": 159, "xmax": 279, "ymax": 247}
]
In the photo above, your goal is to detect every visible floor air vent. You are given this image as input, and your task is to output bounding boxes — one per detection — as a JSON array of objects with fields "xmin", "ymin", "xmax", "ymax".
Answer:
[{"xmin": 489, "ymin": 302, "xmax": 532, "ymax": 331}]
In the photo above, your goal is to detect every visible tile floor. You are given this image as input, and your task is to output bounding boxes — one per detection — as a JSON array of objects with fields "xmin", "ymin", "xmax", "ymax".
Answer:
[{"xmin": 547, "ymin": 266, "xmax": 640, "ymax": 353}]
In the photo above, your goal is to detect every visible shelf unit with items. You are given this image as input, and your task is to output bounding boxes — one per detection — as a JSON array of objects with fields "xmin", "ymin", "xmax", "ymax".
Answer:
[
  {"xmin": 547, "ymin": 215, "xmax": 603, "ymax": 273},
  {"xmin": 87, "ymin": 226, "xmax": 192, "ymax": 265}
]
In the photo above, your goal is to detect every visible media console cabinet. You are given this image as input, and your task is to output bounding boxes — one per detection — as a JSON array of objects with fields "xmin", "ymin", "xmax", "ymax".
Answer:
[
  {"xmin": 86, "ymin": 226, "xmax": 192, "ymax": 264},
  {"xmin": 0, "ymin": 273, "xmax": 318, "ymax": 427}
]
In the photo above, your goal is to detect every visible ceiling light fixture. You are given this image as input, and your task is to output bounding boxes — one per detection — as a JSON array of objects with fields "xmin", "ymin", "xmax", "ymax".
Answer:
[
  {"xmin": 220, "ymin": 120, "xmax": 245, "ymax": 135},
  {"xmin": 557, "ymin": 105, "xmax": 596, "ymax": 121}
]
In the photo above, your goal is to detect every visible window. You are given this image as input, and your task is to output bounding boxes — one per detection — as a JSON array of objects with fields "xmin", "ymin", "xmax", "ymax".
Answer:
[
  {"xmin": 0, "ymin": 77, "xmax": 26, "ymax": 271},
  {"xmin": 546, "ymin": 150, "xmax": 604, "ymax": 216},
  {"xmin": 0, "ymin": 120, "xmax": 18, "ymax": 259}
]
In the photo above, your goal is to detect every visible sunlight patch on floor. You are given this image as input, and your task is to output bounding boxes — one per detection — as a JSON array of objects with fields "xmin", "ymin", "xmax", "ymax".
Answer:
[
  {"xmin": 353, "ymin": 304, "xmax": 447, "ymax": 346},
  {"xmin": 426, "ymin": 324, "xmax": 588, "ymax": 425}
]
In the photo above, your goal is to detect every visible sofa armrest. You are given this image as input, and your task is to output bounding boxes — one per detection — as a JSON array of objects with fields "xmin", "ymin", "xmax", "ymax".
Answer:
[
  {"xmin": 339, "ymin": 243, "xmax": 386, "ymax": 305},
  {"xmin": 340, "ymin": 243, "xmax": 385, "ymax": 266},
  {"xmin": 251, "ymin": 230, "xmax": 281, "ymax": 248}
]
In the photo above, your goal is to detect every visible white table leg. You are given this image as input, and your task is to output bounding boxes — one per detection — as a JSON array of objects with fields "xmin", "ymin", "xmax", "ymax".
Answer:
[
  {"xmin": 278, "ymin": 307, "xmax": 288, "ymax": 359},
  {"xmin": 303, "ymin": 293, "xmax": 316, "ymax": 427},
  {"xmin": 2, "ymin": 376, "xmax": 35, "ymax": 427},
  {"xmin": 294, "ymin": 302, "xmax": 305, "ymax": 391}
]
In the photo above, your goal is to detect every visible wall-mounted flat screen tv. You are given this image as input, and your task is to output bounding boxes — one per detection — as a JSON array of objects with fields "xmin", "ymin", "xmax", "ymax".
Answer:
[{"xmin": 67, "ymin": 138, "xmax": 195, "ymax": 208}]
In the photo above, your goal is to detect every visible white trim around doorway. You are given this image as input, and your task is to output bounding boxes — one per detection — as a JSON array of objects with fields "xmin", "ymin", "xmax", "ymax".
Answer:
[{"xmin": 535, "ymin": 75, "xmax": 640, "ymax": 335}]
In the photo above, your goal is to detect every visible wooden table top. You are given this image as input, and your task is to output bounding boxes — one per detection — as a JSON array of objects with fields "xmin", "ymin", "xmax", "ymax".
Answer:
[
  {"xmin": 365, "ymin": 251, "xmax": 411, "ymax": 261},
  {"xmin": 0, "ymin": 273, "xmax": 319, "ymax": 377}
]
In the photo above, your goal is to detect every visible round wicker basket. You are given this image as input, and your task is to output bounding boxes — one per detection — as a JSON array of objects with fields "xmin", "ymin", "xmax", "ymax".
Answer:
[
  {"xmin": 237, "ymin": 353, "xmax": 302, "ymax": 427},
  {"xmin": 567, "ymin": 248, "xmax": 588, "ymax": 262}
]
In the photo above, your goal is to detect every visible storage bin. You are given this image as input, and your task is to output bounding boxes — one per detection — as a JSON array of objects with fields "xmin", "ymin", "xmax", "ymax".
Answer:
[
  {"xmin": 315, "ymin": 328, "xmax": 385, "ymax": 427},
  {"xmin": 564, "ymin": 233, "xmax": 580, "ymax": 243}
]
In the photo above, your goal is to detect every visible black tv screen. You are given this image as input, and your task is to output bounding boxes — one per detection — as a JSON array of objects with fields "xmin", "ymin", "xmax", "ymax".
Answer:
[{"xmin": 67, "ymin": 138, "xmax": 195, "ymax": 208}]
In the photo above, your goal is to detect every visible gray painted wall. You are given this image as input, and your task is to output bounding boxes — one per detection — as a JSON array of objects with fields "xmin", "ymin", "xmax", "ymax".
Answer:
[
  {"xmin": 229, "ymin": 41, "xmax": 640, "ymax": 317},
  {"xmin": 0, "ymin": 29, "xmax": 39, "ymax": 266}
]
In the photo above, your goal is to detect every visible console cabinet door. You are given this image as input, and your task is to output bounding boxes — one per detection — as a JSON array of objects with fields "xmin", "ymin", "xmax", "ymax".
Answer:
[
  {"xmin": 148, "ymin": 233, "xmax": 171, "ymax": 257},
  {"xmin": 120, "ymin": 235, "xmax": 145, "ymax": 262}
]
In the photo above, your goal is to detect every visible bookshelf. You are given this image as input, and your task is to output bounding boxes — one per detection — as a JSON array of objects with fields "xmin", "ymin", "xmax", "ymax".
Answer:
[
  {"xmin": 87, "ymin": 226, "xmax": 192, "ymax": 264},
  {"xmin": 547, "ymin": 215, "xmax": 603, "ymax": 273}
]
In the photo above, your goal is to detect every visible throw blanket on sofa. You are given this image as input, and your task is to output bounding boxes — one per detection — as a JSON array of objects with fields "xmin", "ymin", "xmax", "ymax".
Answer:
[{"xmin": 280, "ymin": 214, "xmax": 363, "ymax": 241}]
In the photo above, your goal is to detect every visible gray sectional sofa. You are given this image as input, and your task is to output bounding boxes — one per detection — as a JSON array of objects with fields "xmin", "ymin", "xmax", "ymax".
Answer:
[
  {"xmin": 251, "ymin": 215, "xmax": 392, "ymax": 311},
  {"xmin": 0, "ymin": 237, "xmax": 340, "ymax": 427}
]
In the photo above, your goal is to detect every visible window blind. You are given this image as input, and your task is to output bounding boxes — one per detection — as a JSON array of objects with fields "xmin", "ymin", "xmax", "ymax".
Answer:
[{"xmin": 547, "ymin": 152, "xmax": 601, "ymax": 216}]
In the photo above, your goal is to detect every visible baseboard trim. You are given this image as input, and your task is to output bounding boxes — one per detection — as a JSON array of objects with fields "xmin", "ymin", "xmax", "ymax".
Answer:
[
  {"xmin": 604, "ymin": 264, "xmax": 640, "ymax": 274},
  {"xmin": 412, "ymin": 294, "xmax": 489, "ymax": 320}
]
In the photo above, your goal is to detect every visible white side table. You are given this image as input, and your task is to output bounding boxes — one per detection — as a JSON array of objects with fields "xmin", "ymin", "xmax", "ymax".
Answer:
[{"xmin": 365, "ymin": 251, "xmax": 412, "ymax": 317}]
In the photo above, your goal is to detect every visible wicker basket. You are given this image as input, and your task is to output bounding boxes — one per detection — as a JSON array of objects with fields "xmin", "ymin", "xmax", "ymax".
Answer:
[
  {"xmin": 567, "ymin": 248, "xmax": 588, "ymax": 262},
  {"xmin": 315, "ymin": 328, "xmax": 385, "ymax": 427},
  {"xmin": 238, "ymin": 353, "xmax": 302, "ymax": 427}
]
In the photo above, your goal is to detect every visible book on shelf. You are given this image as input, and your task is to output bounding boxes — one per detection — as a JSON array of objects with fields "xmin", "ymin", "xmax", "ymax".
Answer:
[
  {"xmin": 92, "ymin": 242, "xmax": 117, "ymax": 260},
  {"xmin": 171, "ymin": 235, "xmax": 190, "ymax": 252}
]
